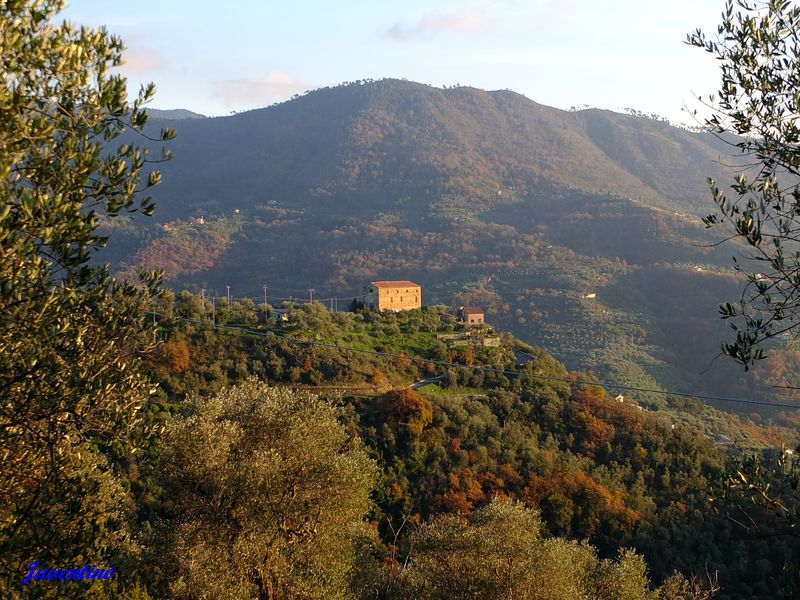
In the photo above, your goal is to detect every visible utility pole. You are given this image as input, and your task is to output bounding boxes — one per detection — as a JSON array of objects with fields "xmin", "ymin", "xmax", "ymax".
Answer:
[
  {"xmin": 309, "ymin": 288, "xmax": 314, "ymax": 303},
  {"xmin": 263, "ymin": 284, "xmax": 268, "ymax": 307},
  {"xmin": 226, "ymin": 285, "xmax": 231, "ymax": 305}
]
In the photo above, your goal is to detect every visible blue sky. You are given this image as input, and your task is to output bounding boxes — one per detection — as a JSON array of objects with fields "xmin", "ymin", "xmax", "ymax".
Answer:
[{"xmin": 62, "ymin": 0, "xmax": 725, "ymax": 124}]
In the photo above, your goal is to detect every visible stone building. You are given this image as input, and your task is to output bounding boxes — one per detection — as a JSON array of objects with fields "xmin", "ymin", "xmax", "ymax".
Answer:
[
  {"xmin": 364, "ymin": 281, "xmax": 421, "ymax": 312},
  {"xmin": 458, "ymin": 306, "xmax": 485, "ymax": 325}
]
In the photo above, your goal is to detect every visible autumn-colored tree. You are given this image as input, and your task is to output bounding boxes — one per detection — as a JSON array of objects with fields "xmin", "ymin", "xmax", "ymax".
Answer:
[
  {"xmin": 436, "ymin": 468, "xmax": 486, "ymax": 514},
  {"xmin": 161, "ymin": 339, "xmax": 191, "ymax": 373},
  {"xmin": 378, "ymin": 388, "xmax": 433, "ymax": 438},
  {"xmin": 525, "ymin": 470, "xmax": 639, "ymax": 539}
]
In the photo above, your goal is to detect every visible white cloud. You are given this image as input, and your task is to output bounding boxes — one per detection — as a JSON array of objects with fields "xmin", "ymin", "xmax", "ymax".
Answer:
[
  {"xmin": 119, "ymin": 45, "xmax": 165, "ymax": 73},
  {"xmin": 213, "ymin": 71, "xmax": 308, "ymax": 107},
  {"xmin": 385, "ymin": 7, "xmax": 489, "ymax": 40}
]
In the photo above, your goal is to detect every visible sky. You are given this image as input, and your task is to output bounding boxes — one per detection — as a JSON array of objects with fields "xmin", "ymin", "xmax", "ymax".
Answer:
[{"xmin": 61, "ymin": 0, "xmax": 727, "ymax": 125}]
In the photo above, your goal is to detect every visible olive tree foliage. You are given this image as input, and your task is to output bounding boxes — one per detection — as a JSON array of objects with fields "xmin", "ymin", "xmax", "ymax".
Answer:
[
  {"xmin": 711, "ymin": 448, "xmax": 800, "ymax": 596},
  {"xmin": 157, "ymin": 380, "xmax": 377, "ymax": 600},
  {"xmin": 688, "ymin": 0, "xmax": 800, "ymax": 367},
  {"xmin": 0, "ymin": 0, "xmax": 172, "ymax": 581},
  {"xmin": 396, "ymin": 498, "xmax": 717, "ymax": 600},
  {"xmin": 398, "ymin": 497, "xmax": 671, "ymax": 600},
  {"xmin": 723, "ymin": 449, "xmax": 800, "ymax": 534}
]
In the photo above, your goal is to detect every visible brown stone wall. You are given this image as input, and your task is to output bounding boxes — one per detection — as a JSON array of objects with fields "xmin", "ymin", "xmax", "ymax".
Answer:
[{"xmin": 377, "ymin": 286, "xmax": 421, "ymax": 311}]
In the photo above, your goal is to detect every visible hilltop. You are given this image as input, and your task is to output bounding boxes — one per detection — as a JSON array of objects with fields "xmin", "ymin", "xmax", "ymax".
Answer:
[
  {"xmin": 142, "ymin": 78, "xmax": 733, "ymax": 220},
  {"xmin": 146, "ymin": 108, "xmax": 207, "ymax": 120}
]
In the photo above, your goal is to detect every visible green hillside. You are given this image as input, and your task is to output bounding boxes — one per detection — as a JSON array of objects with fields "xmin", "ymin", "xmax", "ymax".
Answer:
[
  {"xmin": 105, "ymin": 79, "xmax": 796, "ymax": 409},
  {"xmin": 142, "ymin": 79, "xmax": 734, "ymax": 220},
  {"xmin": 143, "ymin": 298, "xmax": 797, "ymax": 599}
]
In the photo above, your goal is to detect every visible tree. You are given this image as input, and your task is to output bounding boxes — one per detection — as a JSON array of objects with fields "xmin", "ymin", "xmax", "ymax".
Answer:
[
  {"xmin": 0, "ymin": 0, "xmax": 172, "ymax": 588},
  {"xmin": 688, "ymin": 0, "xmax": 800, "ymax": 367},
  {"xmin": 397, "ymin": 497, "xmax": 669, "ymax": 600},
  {"xmin": 713, "ymin": 448, "xmax": 800, "ymax": 596},
  {"xmin": 157, "ymin": 380, "xmax": 377, "ymax": 600}
]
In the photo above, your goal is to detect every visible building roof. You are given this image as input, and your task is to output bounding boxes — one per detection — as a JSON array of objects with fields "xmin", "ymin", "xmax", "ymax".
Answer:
[
  {"xmin": 460, "ymin": 306, "xmax": 484, "ymax": 315},
  {"xmin": 370, "ymin": 280, "xmax": 420, "ymax": 289}
]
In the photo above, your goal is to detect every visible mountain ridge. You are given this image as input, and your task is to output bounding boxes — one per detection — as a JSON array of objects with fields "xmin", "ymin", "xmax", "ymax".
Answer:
[{"xmin": 142, "ymin": 79, "xmax": 734, "ymax": 222}]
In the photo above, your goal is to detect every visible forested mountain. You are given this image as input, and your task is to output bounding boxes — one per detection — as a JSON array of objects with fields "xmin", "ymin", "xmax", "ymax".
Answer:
[
  {"xmin": 142, "ymin": 78, "xmax": 732, "ymax": 220},
  {"xmin": 105, "ymin": 79, "xmax": 798, "ymax": 409}
]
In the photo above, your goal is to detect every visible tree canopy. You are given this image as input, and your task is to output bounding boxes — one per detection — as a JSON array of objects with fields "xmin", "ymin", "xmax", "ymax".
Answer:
[
  {"xmin": 157, "ymin": 380, "xmax": 377, "ymax": 600},
  {"xmin": 688, "ymin": 0, "xmax": 800, "ymax": 367},
  {"xmin": 397, "ymin": 497, "xmax": 704, "ymax": 600},
  {"xmin": 0, "ymin": 0, "xmax": 172, "ymax": 585}
]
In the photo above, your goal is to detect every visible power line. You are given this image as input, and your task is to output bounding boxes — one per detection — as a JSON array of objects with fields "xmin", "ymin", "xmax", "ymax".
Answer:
[
  {"xmin": 159, "ymin": 314, "xmax": 800, "ymax": 410},
  {"xmin": 223, "ymin": 291, "xmax": 372, "ymax": 305},
  {"xmin": 222, "ymin": 276, "xmax": 602, "ymax": 308},
  {"xmin": 212, "ymin": 272, "xmax": 598, "ymax": 307}
]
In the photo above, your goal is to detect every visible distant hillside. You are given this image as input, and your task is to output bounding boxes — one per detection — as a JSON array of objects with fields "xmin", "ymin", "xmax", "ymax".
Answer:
[
  {"xmin": 147, "ymin": 108, "xmax": 206, "ymax": 120},
  {"xmin": 142, "ymin": 79, "xmax": 734, "ymax": 221},
  {"xmin": 103, "ymin": 79, "xmax": 795, "ymax": 409}
]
